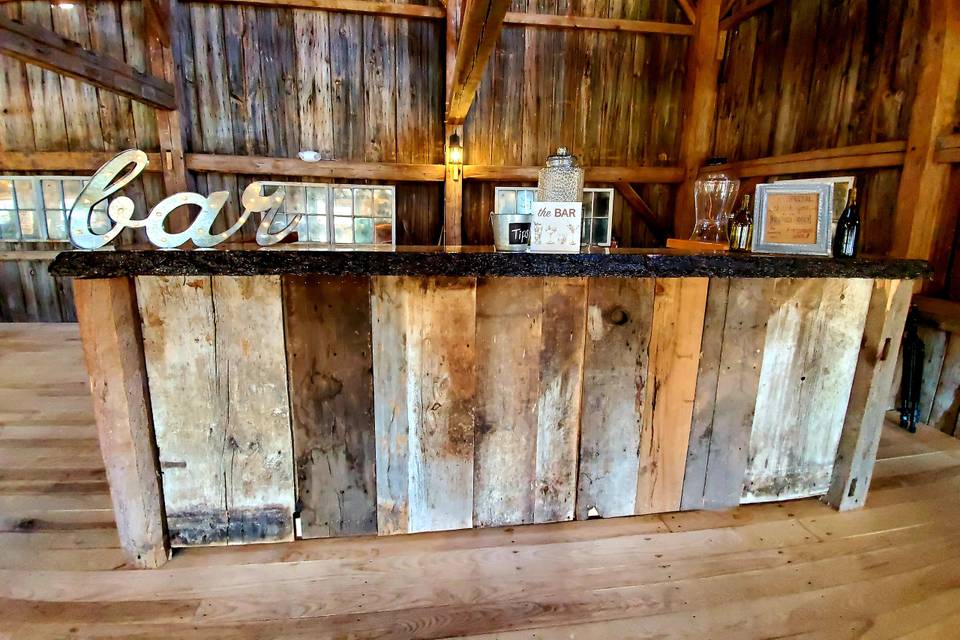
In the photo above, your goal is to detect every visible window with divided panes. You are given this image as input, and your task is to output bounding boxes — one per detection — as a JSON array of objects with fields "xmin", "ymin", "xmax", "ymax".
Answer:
[
  {"xmin": 259, "ymin": 182, "xmax": 396, "ymax": 247},
  {"xmin": 493, "ymin": 187, "xmax": 614, "ymax": 246},
  {"xmin": 0, "ymin": 176, "xmax": 110, "ymax": 243}
]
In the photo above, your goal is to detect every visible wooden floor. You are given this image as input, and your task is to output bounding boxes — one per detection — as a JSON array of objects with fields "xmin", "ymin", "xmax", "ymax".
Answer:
[{"xmin": 2, "ymin": 324, "xmax": 960, "ymax": 639}]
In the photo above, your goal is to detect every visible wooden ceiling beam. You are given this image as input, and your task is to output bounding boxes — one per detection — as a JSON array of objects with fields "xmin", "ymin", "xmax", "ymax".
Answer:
[
  {"xmin": 719, "ymin": 0, "xmax": 779, "ymax": 31},
  {"xmin": 502, "ymin": 13, "xmax": 693, "ymax": 35},
  {"xmin": 0, "ymin": 15, "xmax": 176, "ymax": 110},
  {"xmin": 445, "ymin": 0, "xmax": 512, "ymax": 124},
  {"xmin": 184, "ymin": 0, "xmax": 445, "ymax": 19},
  {"xmin": 675, "ymin": 0, "xmax": 697, "ymax": 24}
]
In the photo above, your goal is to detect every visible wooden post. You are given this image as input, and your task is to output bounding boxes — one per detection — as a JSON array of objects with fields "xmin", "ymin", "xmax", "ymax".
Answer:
[
  {"xmin": 444, "ymin": 123, "xmax": 463, "ymax": 245},
  {"xmin": 73, "ymin": 278, "xmax": 169, "ymax": 568},
  {"xmin": 675, "ymin": 0, "xmax": 722, "ymax": 239},
  {"xmin": 145, "ymin": 0, "xmax": 189, "ymax": 197},
  {"xmin": 825, "ymin": 279, "xmax": 914, "ymax": 511},
  {"xmin": 892, "ymin": 0, "xmax": 960, "ymax": 262}
]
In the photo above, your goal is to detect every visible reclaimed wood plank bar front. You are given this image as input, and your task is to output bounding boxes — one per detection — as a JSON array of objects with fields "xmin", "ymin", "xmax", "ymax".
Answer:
[{"xmin": 50, "ymin": 247, "xmax": 927, "ymax": 567}]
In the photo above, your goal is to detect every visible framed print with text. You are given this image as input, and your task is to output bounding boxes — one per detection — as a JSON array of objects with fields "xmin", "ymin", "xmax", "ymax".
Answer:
[{"xmin": 752, "ymin": 182, "xmax": 834, "ymax": 256}]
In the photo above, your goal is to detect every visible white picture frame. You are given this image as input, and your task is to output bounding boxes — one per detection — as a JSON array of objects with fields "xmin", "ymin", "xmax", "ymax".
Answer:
[{"xmin": 752, "ymin": 182, "xmax": 834, "ymax": 256}]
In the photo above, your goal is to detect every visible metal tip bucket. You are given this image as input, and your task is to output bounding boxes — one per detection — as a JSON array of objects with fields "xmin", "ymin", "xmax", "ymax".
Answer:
[{"xmin": 490, "ymin": 213, "xmax": 531, "ymax": 252}]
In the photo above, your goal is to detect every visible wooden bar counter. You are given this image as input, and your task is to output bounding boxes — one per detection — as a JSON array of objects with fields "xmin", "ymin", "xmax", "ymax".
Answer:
[{"xmin": 50, "ymin": 247, "xmax": 927, "ymax": 567}]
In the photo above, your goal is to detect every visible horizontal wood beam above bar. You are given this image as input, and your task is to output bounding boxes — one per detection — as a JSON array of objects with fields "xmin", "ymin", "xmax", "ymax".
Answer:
[
  {"xmin": 0, "ymin": 16, "xmax": 176, "ymax": 111},
  {"xmin": 501, "ymin": 12, "xmax": 693, "ymax": 35},
  {"xmin": 0, "ymin": 151, "xmax": 163, "ymax": 172},
  {"xmin": 719, "ymin": 0, "xmax": 779, "ymax": 31},
  {"xmin": 185, "ymin": 154, "xmax": 446, "ymax": 181},
  {"xmin": 914, "ymin": 295, "xmax": 960, "ymax": 334},
  {"xmin": 703, "ymin": 141, "xmax": 907, "ymax": 178},
  {"xmin": 935, "ymin": 134, "xmax": 960, "ymax": 163},
  {"xmin": 183, "ymin": 0, "xmax": 444, "ymax": 19},
  {"xmin": 464, "ymin": 165, "xmax": 685, "ymax": 183}
]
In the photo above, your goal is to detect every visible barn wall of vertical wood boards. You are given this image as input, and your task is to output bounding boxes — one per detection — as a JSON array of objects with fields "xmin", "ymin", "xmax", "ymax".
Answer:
[{"xmin": 0, "ymin": 0, "xmax": 951, "ymax": 322}]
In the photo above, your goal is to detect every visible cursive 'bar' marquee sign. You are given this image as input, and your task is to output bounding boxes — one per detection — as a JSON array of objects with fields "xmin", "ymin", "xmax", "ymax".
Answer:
[{"xmin": 68, "ymin": 149, "xmax": 299, "ymax": 249}]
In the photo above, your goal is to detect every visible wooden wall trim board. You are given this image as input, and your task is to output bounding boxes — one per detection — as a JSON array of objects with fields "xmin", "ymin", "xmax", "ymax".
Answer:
[
  {"xmin": 184, "ymin": 154, "xmax": 446, "ymax": 181},
  {"xmin": 187, "ymin": 0, "xmax": 446, "ymax": 20},
  {"xmin": 675, "ymin": 0, "xmax": 723, "ymax": 238},
  {"xmin": 892, "ymin": 0, "xmax": 960, "ymax": 261},
  {"xmin": 935, "ymin": 134, "xmax": 960, "ymax": 164},
  {"xmin": 704, "ymin": 142, "xmax": 908, "ymax": 179},
  {"xmin": 73, "ymin": 277, "xmax": 169, "ymax": 568},
  {"xmin": 826, "ymin": 278, "xmax": 914, "ymax": 510},
  {"xmin": 464, "ymin": 165, "xmax": 685, "ymax": 183},
  {"xmin": 0, "ymin": 15, "xmax": 176, "ymax": 110},
  {"xmin": 501, "ymin": 12, "xmax": 693, "ymax": 36},
  {"xmin": 445, "ymin": 0, "xmax": 512, "ymax": 124},
  {"xmin": 0, "ymin": 151, "xmax": 163, "ymax": 173}
]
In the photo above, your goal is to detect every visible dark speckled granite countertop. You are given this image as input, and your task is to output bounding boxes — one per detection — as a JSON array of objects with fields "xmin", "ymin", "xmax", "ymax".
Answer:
[{"xmin": 49, "ymin": 245, "xmax": 929, "ymax": 280}]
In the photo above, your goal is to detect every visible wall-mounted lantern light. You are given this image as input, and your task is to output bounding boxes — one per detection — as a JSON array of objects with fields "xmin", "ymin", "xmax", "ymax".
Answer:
[{"xmin": 447, "ymin": 132, "xmax": 463, "ymax": 182}]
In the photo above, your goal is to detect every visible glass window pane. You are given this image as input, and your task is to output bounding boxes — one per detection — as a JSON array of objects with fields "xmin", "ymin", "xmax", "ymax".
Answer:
[
  {"xmin": 42, "ymin": 180, "xmax": 63, "ymax": 210},
  {"xmin": 592, "ymin": 217, "xmax": 609, "ymax": 245},
  {"xmin": 354, "ymin": 217, "xmax": 374, "ymax": 244},
  {"xmin": 0, "ymin": 210, "xmax": 19, "ymax": 240},
  {"xmin": 19, "ymin": 210, "xmax": 40, "ymax": 239},
  {"xmin": 305, "ymin": 187, "xmax": 327, "ymax": 215},
  {"xmin": 497, "ymin": 189, "xmax": 517, "ymax": 215},
  {"xmin": 334, "ymin": 216, "xmax": 353, "ymax": 243},
  {"xmin": 286, "ymin": 186, "xmax": 307, "ymax": 214},
  {"xmin": 46, "ymin": 210, "xmax": 68, "ymax": 240},
  {"xmin": 373, "ymin": 189, "xmax": 392, "ymax": 217},
  {"xmin": 517, "ymin": 189, "xmax": 534, "ymax": 215},
  {"xmin": 304, "ymin": 213, "xmax": 328, "ymax": 243},
  {"xmin": 581, "ymin": 218, "xmax": 590, "ymax": 245},
  {"xmin": 14, "ymin": 180, "xmax": 36, "ymax": 210},
  {"xmin": 63, "ymin": 180, "xmax": 83, "ymax": 210},
  {"xmin": 0, "ymin": 180, "xmax": 13, "ymax": 210},
  {"xmin": 582, "ymin": 192, "xmax": 594, "ymax": 218},
  {"xmin": 374, "ymin": 218, "xmax": 392, "ymax": 244},
  {"xmin": 594, "ymin": 190, "xmax": 611, "ymax": 218},
  {"xmin": 91, "ymin": 202, "xmax": 112, "ymax": 235},
  {"xmin": 354, "ymin": 188, "xmax": 374, "ymax": 217},
  {"xmin": 333, "ymin": 188, "xmax": 353, "ymax": 216}
]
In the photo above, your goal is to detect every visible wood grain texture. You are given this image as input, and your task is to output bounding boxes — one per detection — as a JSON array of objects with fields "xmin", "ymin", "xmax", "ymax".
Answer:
[
  {"xmin": 283, "ymin": 276, "xmax": 376, "ymax": 538},
  {"xmin": 917, "ymin": 326, "xmax": 949, "ymax": 425},
  {"xmin": 576, "ymin": 278, "xmax": 655, "ymax": 519},
  {"xmin": 636, "ymin": 277, "xmax": 709, "ymax": 514},
  {"xmin": 371, "ymin": 276, "xmax": 478, "ymax": 534},
  {"xmin": 533, "ymin": 278, "xmax": 588, "ymax": 523},
  {"xmin": 73, "ymin": 278, "xmax": 167, "ymax": 568},
  {"xmin": 474, "ymin": 277, "xmax": 541, "ymax": 527},
  {"xmin": 744, "ymin": 278, "xmax": 873, "ymax": 503},
  {"xmin": 136, "ymin": 276, "xmax": 294, "ymax": 546},
  {"xmin": 929, "ymin": 333, "xmax": 960, "ymax": 435},
  {"xmin": 826, "ymin": 279, "xmax": 914, "ymax": 510}
]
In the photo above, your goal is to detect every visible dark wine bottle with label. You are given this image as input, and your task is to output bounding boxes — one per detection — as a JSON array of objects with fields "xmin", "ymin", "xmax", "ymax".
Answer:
[{"xmin": 832, "ymin": 187, "xmax": 860, "ymax": 259}]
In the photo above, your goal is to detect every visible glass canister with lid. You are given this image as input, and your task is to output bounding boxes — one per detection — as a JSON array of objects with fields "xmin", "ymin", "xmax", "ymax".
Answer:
[{"xmin": 537, "ymin": 147, "xmax": 584, "ymax": 202}]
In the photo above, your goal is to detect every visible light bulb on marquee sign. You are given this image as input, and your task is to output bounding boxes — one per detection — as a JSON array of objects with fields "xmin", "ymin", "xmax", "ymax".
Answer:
[{"xmin": 67, "ymin": 149, "xmax": 301, "ymax": 250}]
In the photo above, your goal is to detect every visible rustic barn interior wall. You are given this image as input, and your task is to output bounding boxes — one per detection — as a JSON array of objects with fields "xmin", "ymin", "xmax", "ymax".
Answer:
[
  {"xmin": 462, "ymin": 0, "xmax": 688, "ymax": 245},
  {"xmin": 713, "ymin": 0, "xmax": 927, "ymax": 256}
]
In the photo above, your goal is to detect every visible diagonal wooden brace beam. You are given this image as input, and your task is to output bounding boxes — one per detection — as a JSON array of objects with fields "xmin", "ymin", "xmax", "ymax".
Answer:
[
  {"xmin": 615, "ymin": 183, "xmax": 668, "ymax": 242},
  {"xmin": 445, "ymin": 0, "xmax": 512, "ymax": 124},
  {"xmin": 0, "ymin": 15, "xmax": 176, "ymax": 111}
]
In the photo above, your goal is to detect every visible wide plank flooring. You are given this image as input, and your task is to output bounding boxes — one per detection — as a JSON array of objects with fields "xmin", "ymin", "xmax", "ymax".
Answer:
[{"xmin": 2, "ymin": 323, "xmax": 960, "ymax": 639}]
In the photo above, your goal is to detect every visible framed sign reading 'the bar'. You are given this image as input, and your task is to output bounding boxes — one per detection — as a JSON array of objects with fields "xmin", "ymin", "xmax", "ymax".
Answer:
[{"xmin": 752, "ymin": 182, "xmax": 834, "ymax": 256}]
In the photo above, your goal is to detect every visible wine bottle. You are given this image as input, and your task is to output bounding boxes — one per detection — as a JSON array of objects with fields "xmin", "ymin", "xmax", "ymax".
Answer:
[
  {"xmin": 728, "ymin": 194, "xmax": 753, "ymax": 252},
  {"xmin": 832, "ymin": 187, "xmax": 860, "ymax": 258}
]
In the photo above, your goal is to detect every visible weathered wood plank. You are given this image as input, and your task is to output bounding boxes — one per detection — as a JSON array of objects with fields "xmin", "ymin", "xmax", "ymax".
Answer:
[
  {"xmin": 446, "ymin": 0, "xmax": 512, "ymax": 124},
  {"xmin": 576, "ymin": 278, "xmax": 655, "ymax": 520},
  {"xmin": 136, "ymin": 276, "xmax": 294, "ymax": 546},
  {"xmin": 917, "ymin": 326, "xmax": 949, "ymax": 425},
  {"xmin": 929, "ymin": 333, "xmax": 960, "ymax": 435},
  {"xmin": 534, "ymin": 277, "xmax": 587, "ymax": 523},
  {"xmin": 826, "ymin": 278, "xmax": 914, "ymax": 510},
  {"xmin": 636, "ymin": 277, "xmax": 708, "ymax": 514},
  {"xmin": 744, "ymin": 278, "xmax": 873, "ymax": 503},
  {"xmin": 283, "ymin": 276, "xmax": 377, "ymax": 538},
  {"xmin": 371, "ymin": 276, "xmax": 478, "ymax": 534},
  {"xmin": 473, "ymin": 277, "xmax": 542, "ymax": 527},
  {"xmin": 73, "ymin": 278, "xmax": 167, "ymax": 568}
]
